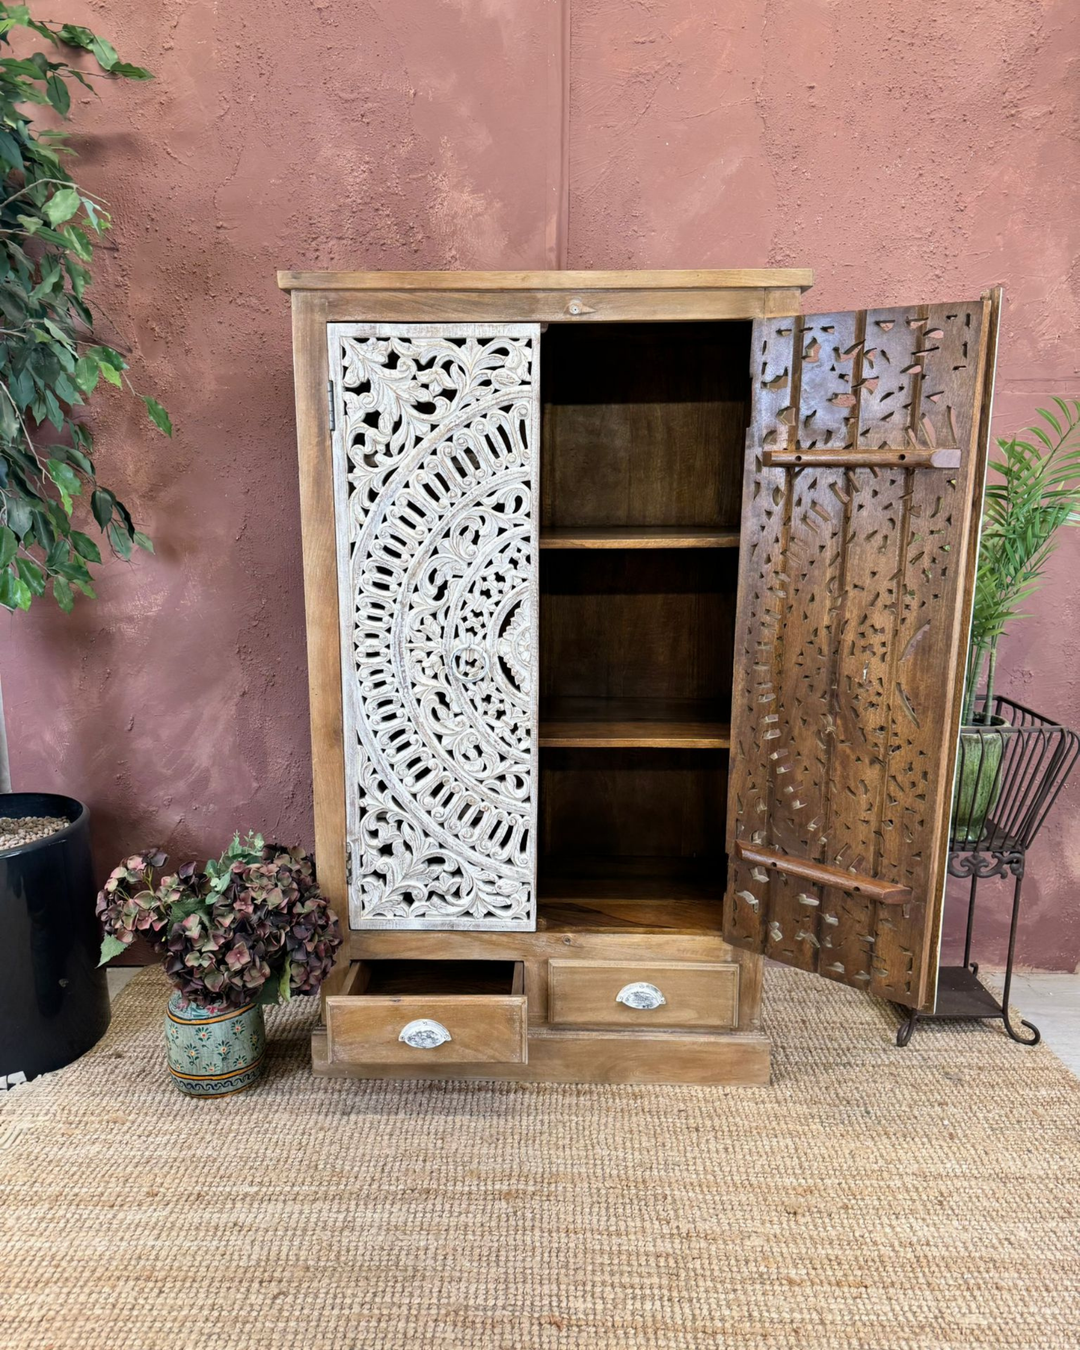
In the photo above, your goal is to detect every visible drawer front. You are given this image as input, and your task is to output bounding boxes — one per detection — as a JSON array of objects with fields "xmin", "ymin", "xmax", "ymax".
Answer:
[
  {"xmin": 326, "ymin": 992, "xmax": 528, "ymax": 1066},
  {"xmin": 547, "ymin": 960, "xmax": 739, "ymax": 1030}
]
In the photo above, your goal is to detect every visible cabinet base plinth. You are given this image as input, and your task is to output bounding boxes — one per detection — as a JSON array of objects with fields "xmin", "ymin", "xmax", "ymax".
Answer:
[{"xmin": 311, "ymin": 1026, "xmax": 771, "ymax": 1086}]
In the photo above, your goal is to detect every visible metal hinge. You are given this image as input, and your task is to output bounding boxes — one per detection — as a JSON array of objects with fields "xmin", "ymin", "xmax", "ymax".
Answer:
[
  {"xmin": 345, "ymin": 844, "xmax": 352, "ymax": 886},
  {"xmin": 327, "ymin": 380, "xmax": 336, "ymax": 433}
]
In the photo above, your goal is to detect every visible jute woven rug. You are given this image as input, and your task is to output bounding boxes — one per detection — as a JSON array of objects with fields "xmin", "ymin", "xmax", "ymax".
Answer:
[{"xmin": 1, "ymin": 967, "xmax": 1078, "ymax": 1350}]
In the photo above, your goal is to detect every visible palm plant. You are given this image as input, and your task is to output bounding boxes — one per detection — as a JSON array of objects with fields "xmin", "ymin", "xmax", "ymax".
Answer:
[{"xmin": 963, "ymin": 399, "xmax": 1080, "ymax": 724}]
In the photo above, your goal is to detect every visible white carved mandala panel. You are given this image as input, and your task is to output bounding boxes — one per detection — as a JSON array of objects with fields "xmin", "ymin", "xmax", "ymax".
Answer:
[{"xmin": 328, "ymin": 323, "xmax": 540, "ymax": 930}]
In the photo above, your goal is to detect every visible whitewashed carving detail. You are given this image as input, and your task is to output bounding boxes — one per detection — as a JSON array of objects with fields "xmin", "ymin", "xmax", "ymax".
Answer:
[{"xmin": 329, "ymin": 324, "xmax": 540, "ymax": 930}]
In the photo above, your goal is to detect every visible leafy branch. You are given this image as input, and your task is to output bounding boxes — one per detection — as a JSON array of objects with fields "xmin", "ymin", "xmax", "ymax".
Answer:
[
  {"xmin": 0, "ymin": 3, "xmax": 168, "ymax": 614},
  {"xmin": 964, "ymin": 398, "xmax": 1080, "ymax": 721}
]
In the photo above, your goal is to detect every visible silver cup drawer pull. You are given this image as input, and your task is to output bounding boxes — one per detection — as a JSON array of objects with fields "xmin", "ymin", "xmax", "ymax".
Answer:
[
  {"xmin": 615, "ymin": 982, "xmax": 666, "ymax": 1011},
  {"xmin": 398, "ymin": 1018, "xmax": 452, "ymax": 1049}
]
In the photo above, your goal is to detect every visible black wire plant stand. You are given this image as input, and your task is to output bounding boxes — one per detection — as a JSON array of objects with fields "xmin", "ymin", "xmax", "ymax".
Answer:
[{"xmin": 895, "ymin": 694, "xmax": 1080, "ymax": 1047}]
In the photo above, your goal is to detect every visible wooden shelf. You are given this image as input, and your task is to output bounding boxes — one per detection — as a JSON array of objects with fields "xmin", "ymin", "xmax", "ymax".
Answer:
[
  {"xmin": 539, "ymin": 698, "xmax": 731, "ymax": 749},
  {"xmin": 540, "ymin": 526, "xmax": 740, "ymax": 551},
  {"xmin": 538, "ymin": 856, "xmax": 724, "ymax": 933}
]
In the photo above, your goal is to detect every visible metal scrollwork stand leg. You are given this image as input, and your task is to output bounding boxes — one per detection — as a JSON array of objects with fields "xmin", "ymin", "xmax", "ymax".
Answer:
[
  {"xmin": 893, "ymin": 695, "xmax": 1077, "ymax": 1047},
  {"xmin": 894, "ymin": 848, "xmax": 1040, "ymax": 1047},
  {"xmin": 895, "ymin": 1005, "xmax": 919, "ymax": 1048},
  {"xmin": 999, "ymin": 863, "xmax": 1040, "ymax": 1046}
]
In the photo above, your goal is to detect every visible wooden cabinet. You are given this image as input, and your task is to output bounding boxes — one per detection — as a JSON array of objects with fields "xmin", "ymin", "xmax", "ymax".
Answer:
[{"xmin": 280, "ymin": 270, "xmax": 999, "ymax": 1086}]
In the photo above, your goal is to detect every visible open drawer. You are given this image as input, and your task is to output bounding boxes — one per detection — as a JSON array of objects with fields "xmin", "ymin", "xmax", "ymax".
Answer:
[{"xmin": 324, "ymin": 960, "xmax": 528, "ymax": 1067}]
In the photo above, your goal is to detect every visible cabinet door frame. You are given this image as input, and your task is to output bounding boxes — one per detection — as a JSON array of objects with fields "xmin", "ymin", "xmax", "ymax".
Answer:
[
  {"xmin": 724, "ymin": 289, "xmax": 1001, "ymax": 1012},
  {"xmin": 925, "ymin": 288, "xmax": 1002, "ymax": 1004}
]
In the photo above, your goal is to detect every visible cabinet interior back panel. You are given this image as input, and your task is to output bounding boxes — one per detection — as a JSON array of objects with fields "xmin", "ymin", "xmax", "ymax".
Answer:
[
  {"xmin": 540, "ymin": 550, "xmax": 737, "ymax": 708},
  {"xmin": 540, "ymin": 322, "xmax": 751, "ymax": 530},
  {"xmin": 541, "ymin": 748, "xmax": 728, "ymax": 861}
]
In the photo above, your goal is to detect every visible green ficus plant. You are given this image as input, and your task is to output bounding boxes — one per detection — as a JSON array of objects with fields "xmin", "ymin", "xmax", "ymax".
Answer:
[{"xmin": 0, "ymin": 3, "xmax": 169, "ymax": 615}]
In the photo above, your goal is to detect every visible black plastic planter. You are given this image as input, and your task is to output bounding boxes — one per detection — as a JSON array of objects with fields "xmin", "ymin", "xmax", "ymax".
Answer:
[{"xmin": 0, "ymin": 793, "xmax": 110, "ymax": 1084}]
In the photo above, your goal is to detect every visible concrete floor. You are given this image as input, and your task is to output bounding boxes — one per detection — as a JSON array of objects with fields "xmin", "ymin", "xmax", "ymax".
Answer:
[
  {"xmin": 106, "ymin": 967, "xmax": 140, "ymax": 1000},
  {"xmin": 107, "ymin": 966, "xmax": 1080, "ymax": 1076},
  {"xmin": 982, "ymin": 971, "xmax": 1080, "ymax": 1075}
]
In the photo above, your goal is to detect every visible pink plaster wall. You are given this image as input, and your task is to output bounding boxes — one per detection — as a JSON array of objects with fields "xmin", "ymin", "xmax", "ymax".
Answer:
[{"xmin": 3, "ymin": 0, "xmax": 1078, "ymax": 970}]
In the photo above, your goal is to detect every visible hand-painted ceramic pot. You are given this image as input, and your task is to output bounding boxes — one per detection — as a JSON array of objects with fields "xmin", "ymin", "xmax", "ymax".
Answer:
[
  {"xmin": 164, "ymin": 991, "xmax": 265, "ymax": 1097},
  {"xmin": 953, "ymin": 714, "xmax": 1009, "ymax": 846}
]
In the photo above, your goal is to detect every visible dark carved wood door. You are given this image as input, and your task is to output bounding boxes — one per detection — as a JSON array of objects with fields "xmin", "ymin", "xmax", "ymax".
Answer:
[{"xmin": 724, "ymin": 295, "xmax": 999, "ymax": 1011}]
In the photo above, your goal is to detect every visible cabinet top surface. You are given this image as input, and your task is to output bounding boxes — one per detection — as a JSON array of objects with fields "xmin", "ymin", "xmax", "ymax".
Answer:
[{"xmin": 276, "ymin": 268, "xmax": 814, "ymax": 293}]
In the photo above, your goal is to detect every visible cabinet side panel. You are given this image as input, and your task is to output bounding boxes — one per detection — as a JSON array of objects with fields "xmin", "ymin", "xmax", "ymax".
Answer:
[{"xmin": 290, "ymin": 293, "xmax": 348, "ymax": 956}]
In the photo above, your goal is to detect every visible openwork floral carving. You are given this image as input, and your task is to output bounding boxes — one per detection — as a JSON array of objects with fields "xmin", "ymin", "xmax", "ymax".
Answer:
[{"xmin": 329, "ymin": 325, "xmax": 539, "ymax": 929}]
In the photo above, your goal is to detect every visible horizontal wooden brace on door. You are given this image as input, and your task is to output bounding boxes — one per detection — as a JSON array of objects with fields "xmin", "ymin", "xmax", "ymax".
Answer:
[
  {"xmin": 735, "ymin": 841, "xmax": 913, "ymax": 904},
  {"xmin": 760, "ymin": 448, "xmax": 961, "ymax": 470}
]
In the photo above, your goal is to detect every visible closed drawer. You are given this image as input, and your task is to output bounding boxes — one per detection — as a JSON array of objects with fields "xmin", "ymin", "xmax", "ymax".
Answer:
[
  {"xmin": 325, "ymin": 960, "xmax": 527, "ymax": 1066},
  {"xmin": 547, "ymin": 960, "xmax": 739, "ymax": 1030}
]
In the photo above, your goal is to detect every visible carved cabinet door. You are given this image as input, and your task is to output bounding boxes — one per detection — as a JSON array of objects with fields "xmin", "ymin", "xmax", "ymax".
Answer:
[
  {"xmin": 328, "ymin": 324, "xmax": 540, "ymax": 930},
  {"xmin": 724, "ymin": 297, "xmax": 998, "ymax": 1010}
]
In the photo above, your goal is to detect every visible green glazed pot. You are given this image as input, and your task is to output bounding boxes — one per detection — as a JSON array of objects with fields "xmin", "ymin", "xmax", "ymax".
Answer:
[
  {"xmin": 164, "ymin": 991, "xmax": 265, "ymax": 1097},
  {"xmin": 953, "ymin": 713, "xmax": 1009, "ymax": 846}
]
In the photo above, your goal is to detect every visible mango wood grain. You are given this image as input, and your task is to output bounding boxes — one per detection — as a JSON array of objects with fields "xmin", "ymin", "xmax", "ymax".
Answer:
[
  {"xmin": 540, "ymin": 526, "xmax": 741, "ymax": 550},
  {"xmin": 735, "ymin": 842, "xmax": 912, "ymax": 904},
  {"xmin": 541, "ymin": 322, "xmax": 749, "ymax": 531},
  {"xmin": 288, "ymin": 291, "xmax": 349, "ymax": 1004},
  {"xmin": 535, "ymin": 898, "xmax": 723, "ymax": 934},
  {"xmin": 762, "ymin": 448, "xmax": 960, "ymax": 469},
  {"xmin": 540, "ymin": 549, "xmax": 738, "ymax": 709},
  {"xmin": 308, "ymin": 289, "xmax": 781, "ymax": 324},
  {"xmin": 920, "ymin": 286, "xmax": 1003, "ymax": 1011},
  {"xmin": 347, "ymin": 926, "xmax": 751, "ymax": 963},
  {"xmin": 341, "ymin": 930, "xmax": 763, "ymax": 1033},
  {"xmin": 537, "ymin": 855, "xmax": 726, "ymax": 938},
  {"xmin": 540, "ymin": 698, "xmax": 731, "ymax": 748},
  {"xmin": 547, "ymin": 959, "xmax": 739, "ymax": 1030},
  {"xmin": 724, "ymin": 297, "xmax": 995, "ymax": 1009},
  {"xmin": 870, "ymin": 303, "xmax": 993, "ymax": 1008},
  {"xmin": 541, "ymin": 749, "xmax": 728, "ymax": 866},
  {"xmin": 312, "ymin": 1025, "xmax": 771, "ymax": 1085},
  {"xmin": 326, "ymin": 989, "xmax": 528, "ymax": 1067},
  {"xmin": 539, "ymin": 855, "xmax": 721, "ymax": 909},
  {"xmin": 278, "ymin": 268, "xmax": 814, "ymax": 292},
  {"xmin": 764, "ymin": 287, "xmax": 809, "ymax": 317}
]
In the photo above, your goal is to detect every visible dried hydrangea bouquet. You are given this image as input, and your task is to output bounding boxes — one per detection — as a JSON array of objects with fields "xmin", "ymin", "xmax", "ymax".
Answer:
[{"xmin": 97, "ymin": 833, "xmax": 342, "ymax": 1096}]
